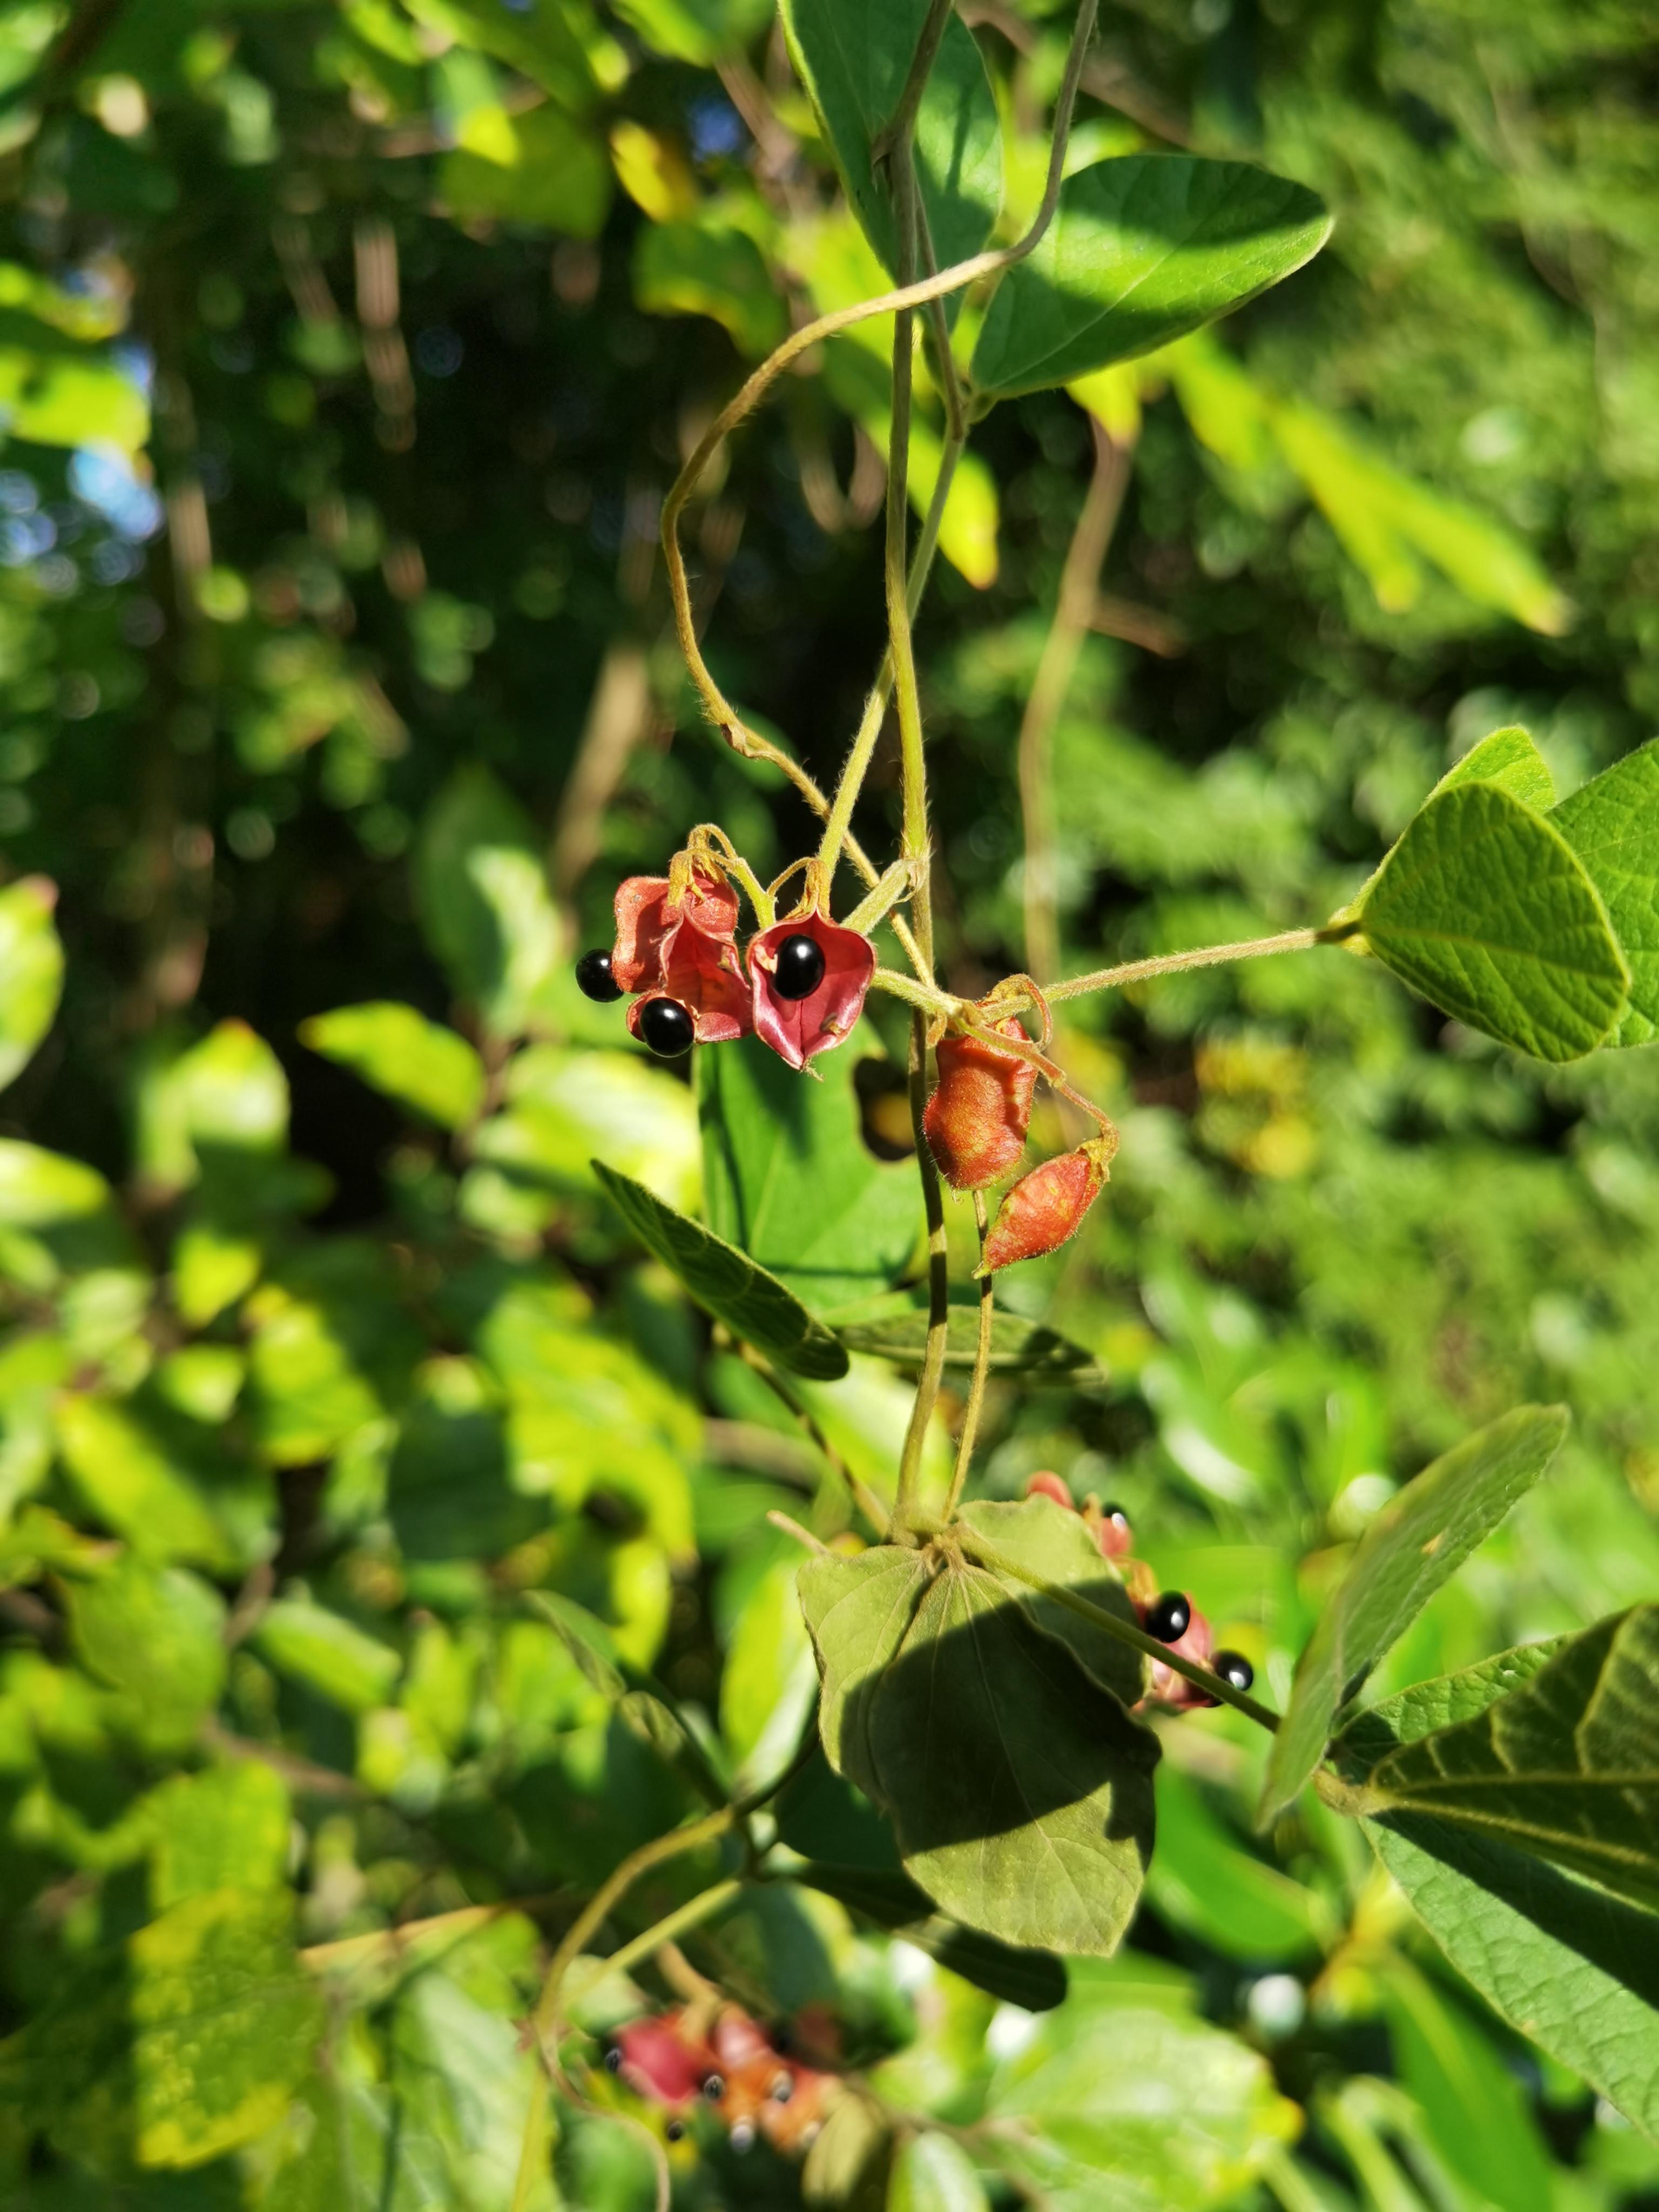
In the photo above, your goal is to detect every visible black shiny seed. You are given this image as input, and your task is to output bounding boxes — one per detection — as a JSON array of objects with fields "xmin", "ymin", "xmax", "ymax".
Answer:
[
  {"xmin": 772, "ymin": 932, "xmax": 826, "ymax": 1000},
  {"xmin": 770, "ymin": 2073, "xmax": 793, "ymax": 2103},
  {"xmin": 576, "ymin": 948, "xmax": 623, "ymax": 1002},
  {"xmin": 1212, "ymin": 1649, "xmax": 1255, "ymax": 1692},
  {"xmin": 702, "ymin": 2073, "xmax": 725, "ymax": 2103},
  {"xmin": 730, "ymin": 2120, "xmax": 756, "ymax": 2154},
  {"xmin": 665, "ymin": 2117, "xmax": 686, "ymax": 2143},
  {"xmin": 603, "ymin": 2045, "xmax": 623, "ymax": 2072},
  {"xmin": 638, "ymin": 996, "xmax": 694, "ymax": 1056},
  {"xmin": 1145, "ymin": 1590, "xmax": 1192, "ymax": 1643}
]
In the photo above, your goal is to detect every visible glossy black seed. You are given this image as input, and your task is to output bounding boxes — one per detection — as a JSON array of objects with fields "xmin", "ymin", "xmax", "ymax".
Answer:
[
  {"xmin": 1212, "ymin": 1649, "xmax": 1255, "ymax": 1692},
  {"xmin": 702, "ymin": 2074, "xmax": 725, "ymax": 2102},
  {"xmin": 1146, "ymin": 1590, "xmax": 1192, "ymax": 1642},
  {"xmin": 639, "ymin": 996, "xmax": 694, "ymax": 1056},
  {"xmin": 665, "ymin": 2117, "xmax": 686, "ymax": 2142},
  {"xmin": 772, "ymin": 932, "xmax": 826, "ymax": 1000},
  {"xmin": 770, "ymin": 2073, "xmax": 793, "ymax": 2103},
  {"xmin": 576, "ymin": 948, "xmax": 623, "ymax": 1002},
  {"xmin": 603, "ymin": 2046, "xmax": 623, "ymax": 2072},
  {"xmin": 730, "ymin": 2120, "xmax": 756, "ymax": 2154}
]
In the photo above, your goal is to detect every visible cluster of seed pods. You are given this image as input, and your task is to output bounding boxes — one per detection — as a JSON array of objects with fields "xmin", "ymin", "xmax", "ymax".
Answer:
[
  {"xmin": 577, "ymin": 857, "xmax": 1121, "ymax": 1275},
  {"xmin": 576, "ymin": 867, "xmax": 874, "ymax": 1073},
  {"xmin": 603, "ymin": 2003, "xmax": 838, "ymax": 2155},
  {"xmin": 1023, "ymin": 1470, "xmax": 1255, "ymax": 1709}
]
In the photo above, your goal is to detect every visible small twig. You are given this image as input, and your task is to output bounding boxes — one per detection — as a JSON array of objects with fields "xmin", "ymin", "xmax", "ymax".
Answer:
[
  {"xmin": 302, "ymin": 1895, "xmax": 563, "ymax": 1974},
  {"xmin": 532, "ymin": 1805, "xmax": 735, "ymax": 2065},
  {"xmin": 564, "ymin": 1878, "xmax": 745, "ymax": 2002},
  {"xmin": 734, "ymin": 1341, "xmax": 892, "ymax": 1535},
  {"xmin": 1048, "ymin": 926, "xmax": 1338, "ymax": 1004},
  {"xmin": 943, "ymin": 1191, "xmax": 994, "ymax": 1520},
  {"xmin": 767, "ymin": 1508, "xmax": 832, "ymax": 1557}
]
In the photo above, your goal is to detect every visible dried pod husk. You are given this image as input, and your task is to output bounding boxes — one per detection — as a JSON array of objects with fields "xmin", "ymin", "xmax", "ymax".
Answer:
[
  {"xmin": 922, "ymin": 1018, "xmax": 1037, "ymax": 1190},
  {"xmin": 977, "ymin": 1136, "xmax": 1114, "ymax": 1273}
]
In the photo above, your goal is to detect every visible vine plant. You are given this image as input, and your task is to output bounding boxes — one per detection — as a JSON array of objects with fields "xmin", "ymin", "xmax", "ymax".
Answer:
[{"xmin": 545, "ymin": 0, "xmax": 1659, "ymax": 2181}]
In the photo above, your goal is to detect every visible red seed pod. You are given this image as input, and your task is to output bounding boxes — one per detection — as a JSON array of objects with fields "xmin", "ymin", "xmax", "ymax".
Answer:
[
  {"xmin": 1024, "ymin": 1469, "xmax": 1074, "ymax": 1510},
  {"xmin": 1081, "ymin": 1495, "xmax": 1134, "ymax": 1560},
  {"xmin": 978, "ymin": 1136, "xmax": 1114, "ymax": 1274},
  {"xmin": 923, "ymin": 1019, "xmax": 1037, "ymax": 1191},
  {"xmin": 749, "ymin": 914, "xmax": 875, "ymax": 1071},
  {"xmin": 610, "ymin": 2012, "xmax": 713, "ymax": 2110},
  {"xmin": 611, "ymin": 871, "xmax": 750, "ymax": 1043},
  {"xmin": 1141, "ymin": 1602, "xmax": 1217, "ymax": 1711}
]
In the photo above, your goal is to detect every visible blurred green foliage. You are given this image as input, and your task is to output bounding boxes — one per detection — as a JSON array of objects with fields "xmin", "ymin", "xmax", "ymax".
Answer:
[{"xmin": 0, "ymin": 0, "xmax": 1656, "ymax": 2206}]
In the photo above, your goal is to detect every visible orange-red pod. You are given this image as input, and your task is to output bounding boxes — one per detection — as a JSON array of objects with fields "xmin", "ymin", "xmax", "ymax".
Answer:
[
  {"xmin": 979, "ymin": 1137, "xmax": 1112, "ymax": 1273},
  {"xmin": 923, "ymin": 1020, "xmax": 1037, "ymax": 1191}
]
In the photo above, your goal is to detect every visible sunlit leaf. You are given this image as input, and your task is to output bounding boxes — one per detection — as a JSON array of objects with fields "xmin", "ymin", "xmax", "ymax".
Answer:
[
  {"xmin": 983, "ymin": 2004, "xmax": 1299, "ymax": 2209},
  {"xmin": 634, "ymin": 218, "xmax": 788, "ymax": 356},
  {"xmin": 889, "ymin": 2131, "xmax": 990, "ymax": 2212},
  {"xmin": 1350, "ymin": 1604, "xmax": 1659, "ymax": 1911},
  {"xmin": 300, "ymin": 1002, "xmax": 485, "ymax": 1130},
  {"xmin": 252, "ymin": 1597, "xmax": 402, "ymax": 1715},
  {"xmin": 1336, "ymin": 1642, "xmax": 1659, "ymax": 2135},
  {"xmin": 1550, "ymin": 737, "xmax": 1659, "ymax": 1045},
  {"xmin": 54, "ymin": 1394, "xmax": 233, "ymax": 1569},
  {"xmin": 971, "ymin": 157, "xmax": 1329, "ymax": 400},
  {"xmin": 66, "ymin": 1556, "xmax": 227, "ymax": 1754},
  {"xmin": 699, "ymin": 1027, "xmax": 920, "ymax": 1317},
  {"xmin": 1354, "ymin": 783, "xmax": 1628, "ymax": 1061},
  {"xmin": 1260, "ymin": 1405, "xmax": 1567, "ymax": 1823},
  {"xmin": 0, "ymin": 875, "xmax": 62, "ymax": 1092},
  {"xmin": 440, "ymin": 105, "xmax": 612, "ymax": 238},
  {"xmin": 592, "ymin": 1159, "xmax": 850, "ymax": 1378}
]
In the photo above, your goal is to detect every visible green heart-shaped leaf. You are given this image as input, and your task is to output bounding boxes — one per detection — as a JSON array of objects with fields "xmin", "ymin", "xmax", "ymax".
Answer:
[
  {"xmin": 778, "ymin": 0, "xmax": 1001, "ymax": 285},
  {"xmin": 1354, "ymin": 781, "xmax": 1628, "ymax": 1061},
  {"xmin": 1550, "ymin": 737, "xmax": 1659, "ymax": 1046},
  {"xmin": 591, "ymin": 1161, "xmax": 850, "ymax": 1379},
  {"xmin": 970, "ymin": 156, "xmax": 1330, "ymax": 400},
  {"xmin": 802, "ymin": 1544, "xmax": 1158, "ymax": 1955},
  {"xmin": 1259, "ymin": 1404, "xmax": 1567, "ymax": 1825},
  {"xmin": 1334, "ymin": 1641, "xmax": 1659, "ymax": 2135}
]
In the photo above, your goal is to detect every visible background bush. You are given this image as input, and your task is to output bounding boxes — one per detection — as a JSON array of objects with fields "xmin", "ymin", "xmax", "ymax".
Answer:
[{"xmin": 0, "ymin": 0, "xmax": 1656, "ymax": 2204}]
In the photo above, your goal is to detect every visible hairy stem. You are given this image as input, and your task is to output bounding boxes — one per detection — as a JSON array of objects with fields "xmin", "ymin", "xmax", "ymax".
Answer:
[
  {"xmin": 896, "ymin": 1009, "xmax": 950, "ymax": 1536},
  {"xmin": 954, "ymin": 1528, "xmax": 1281, "ymax": 1731},
  {"xmin": 1019, "ymin": 419, "xmax": 1134, "ymax": 982},
  {"xmin": 943, "ymin": 1190, "xmax": 993, "ymax": 1520},
  {"xmin": 564, "ymin": 1877, "xmax": 745, "ymax": 2001},
  {"xmin": 533, "ymin": 1804, "xmax": 735, "ymax": 2059},
  {"xmin": 818, "ymin": 428, "xmax": 963, "ymax": 893},
  {"xmin": 659, "ymin": 0, "xmax": 1099, "ymax": 795},
  {"xmin": 734, "ymin": 1340, "xmax": 892, "ymax": 1535},
  {"xmin": 872, "ymin": 0, "xmax": 956, "ymax": 168},
  {"xmin": 1048, "ymin": 926, "xmax": 1334, "ymax": 1004}
]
